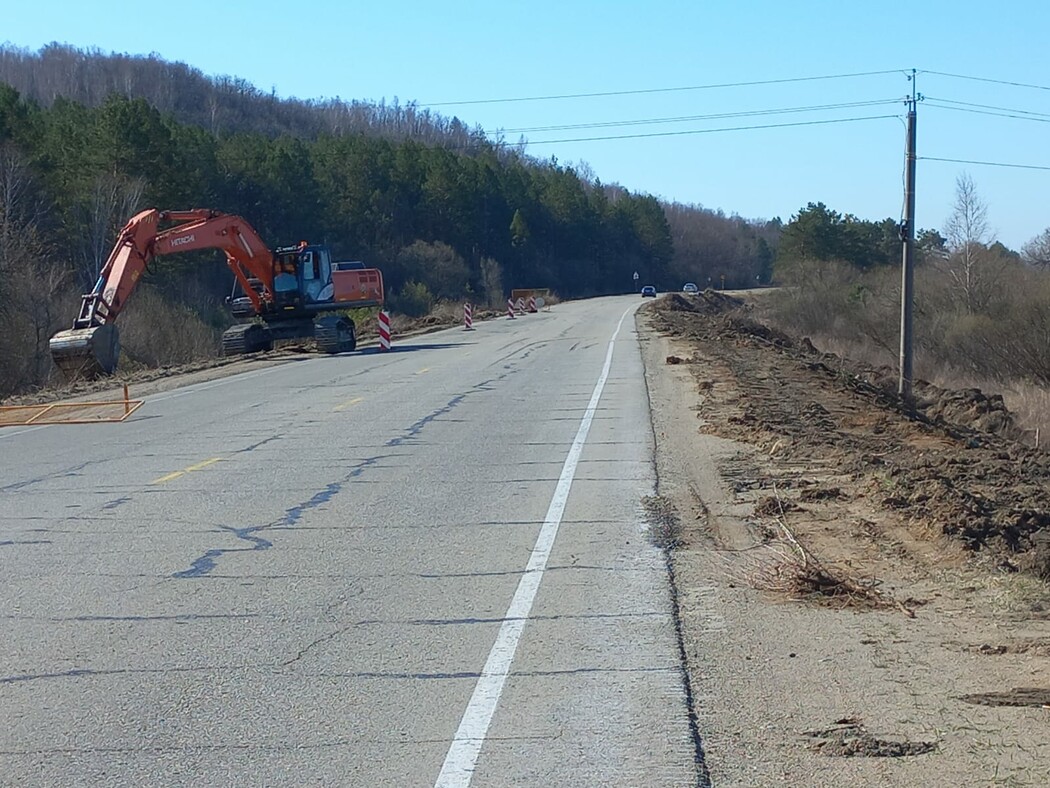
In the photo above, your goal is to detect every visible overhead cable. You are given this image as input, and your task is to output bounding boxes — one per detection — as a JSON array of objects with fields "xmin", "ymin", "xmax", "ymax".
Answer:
[
  {"xmin": 492, "ymin": 98, "xmax": 903, "ymax": 135},
  {"xmin": 922, "ymin": 70, "xmax": 1050, "ymax": 93},
  {"xmin": 925, "ymin": 102, "xmax": 1050, "ymax": 124},
  {"xmin": 424, "ymin": 69, "xmax": 906, "ymax": 107},
  {"xmin": 920, "ymin": 156, "xmax": 1050, "ymax": 172},
  {"xmin": 923, "ymin": 96, "xmax": 1050, "ymax": 118},
  {"xmin": 516, "ymin": 114, "xmax": 902, "ymax": 145}
]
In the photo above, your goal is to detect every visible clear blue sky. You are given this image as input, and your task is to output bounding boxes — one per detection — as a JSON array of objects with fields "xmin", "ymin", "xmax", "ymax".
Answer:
[{"xmin": 4, "ymin": 0, "xmax": 1050, "ymax": 248}]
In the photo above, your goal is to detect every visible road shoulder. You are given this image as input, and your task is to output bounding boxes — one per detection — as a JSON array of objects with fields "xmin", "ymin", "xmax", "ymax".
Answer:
[{"xmin": 637, "ymin": 306, "xmax": 1050, "ymax": 788}]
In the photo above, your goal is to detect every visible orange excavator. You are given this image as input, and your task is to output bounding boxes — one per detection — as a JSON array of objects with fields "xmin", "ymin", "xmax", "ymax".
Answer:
[{"xmin": 49, "ymin": 208, "xmax": 384, "ymax": 378}]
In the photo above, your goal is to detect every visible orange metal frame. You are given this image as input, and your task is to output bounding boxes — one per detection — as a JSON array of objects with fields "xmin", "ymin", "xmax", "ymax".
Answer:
[{"xmin": 0, "ymin": 384, "xmax": 143, "ymax": 427}]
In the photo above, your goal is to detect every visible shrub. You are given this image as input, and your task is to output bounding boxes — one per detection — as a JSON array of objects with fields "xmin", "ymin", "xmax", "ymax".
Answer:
[{"xmin": 390, "ymin": 280, "xmax": 434, "ymax": 318}]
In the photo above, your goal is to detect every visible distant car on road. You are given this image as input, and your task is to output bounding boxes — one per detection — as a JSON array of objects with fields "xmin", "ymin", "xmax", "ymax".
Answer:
[
  {"xmin": 682, "ymin": 282, "xmax": 699, "ymax": 294},
  {"xmin": 641, "ymin": 285, "xmax": 657, "ymax": 298}
]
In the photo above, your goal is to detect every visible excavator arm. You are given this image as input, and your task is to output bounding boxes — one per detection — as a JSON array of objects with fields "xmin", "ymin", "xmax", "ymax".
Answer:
[{"xmin": 50, "ymin": 209, "xmax": 278, "ymax": 378}]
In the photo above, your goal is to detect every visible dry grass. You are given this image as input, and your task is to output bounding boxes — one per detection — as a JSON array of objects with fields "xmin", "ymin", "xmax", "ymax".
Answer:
[
  {"xmin": 999, "ymin": 383, "xmax": 1050, "ymax": 448},
  {"xmin": 768, "ymin": 327, "xmax": 1050, "ymax": 450},
  {"xmin": 757, "ymin": 262, "xmax": 1050, "ymax": 448},
  {"xmin": 728, "ymin": 488, "xmax": 912, "ymax": 615},
  {"xmin": 118, "ymin": 288, "xmax": 221, "ymax": 368},
  {"xmin": 926, "ymin": 370, "xmax": 1050, "ymax": 448}
]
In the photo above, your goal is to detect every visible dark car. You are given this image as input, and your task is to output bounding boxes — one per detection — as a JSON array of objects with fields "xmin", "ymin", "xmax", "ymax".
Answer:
[{"xmin": 641, "ymin": 286, "xmax": 657, "ymax": 297}]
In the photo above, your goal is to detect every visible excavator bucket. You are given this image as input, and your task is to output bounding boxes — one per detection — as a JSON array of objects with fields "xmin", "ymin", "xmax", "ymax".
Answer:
[{"xmin": 49, "ymin": 324, "xmax": 120, "ymax": 379}]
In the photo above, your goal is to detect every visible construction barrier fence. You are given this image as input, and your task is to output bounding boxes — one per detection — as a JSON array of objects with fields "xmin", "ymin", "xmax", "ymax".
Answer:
[{"xmin": 0, "ymin": 384, "xmax": 143, "ymax": 427}]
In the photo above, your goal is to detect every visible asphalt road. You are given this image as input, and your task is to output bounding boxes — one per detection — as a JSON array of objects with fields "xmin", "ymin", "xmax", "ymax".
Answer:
[{"xmin": 0, "ymin": 296, "xmax": 699, "ymax": 787}]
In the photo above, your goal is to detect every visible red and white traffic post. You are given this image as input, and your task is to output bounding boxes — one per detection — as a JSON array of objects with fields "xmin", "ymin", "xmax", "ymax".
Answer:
[
  {"xmin": 464, "ymin": 302, "xmax": 474, "ymax": 330},
  {"xmin": 528, "ymin": 295, "xmax": 537, "ymax": 313},
  {"xmin": 506, "ymin": 298, "xmax": 516, "ymax": 319},
  {"xmin": 378, "ymin": 310, "xmax": 391, "ymax": 351}
]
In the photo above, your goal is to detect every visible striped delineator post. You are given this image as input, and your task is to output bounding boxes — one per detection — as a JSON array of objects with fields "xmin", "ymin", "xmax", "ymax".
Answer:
[
  {"xmin": 528, "ymin": 296, "xmax": 537, "ymax": 313},
  {"xmin": 378, "ymin": 310, "xmax": 391, "ymax": 351},
  {"xmin": 515, "ymin": 297, "xmax": 525, "ymax": 315},
  {"xmin": 464, "ymin": 302, "xmax": 474, "ymax": 330},
  {"xmin": 506, "ymin": 299, "xmax": 516, "ymax": 319}
]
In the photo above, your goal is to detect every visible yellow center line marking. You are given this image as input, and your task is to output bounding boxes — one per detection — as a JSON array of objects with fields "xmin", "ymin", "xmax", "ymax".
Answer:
[
  {"xmin": 151, "ymin": 470, "xmax": 186, "ymax": 484},
  {"xmin": 185, "ymin": 458, "xmax": 222, "ymax": 472},
  {"xmin": 150, "ymin": 457, "xmax": 223, "ymax": 485},
  {"xmin": 333, "ymin": 396, "xmax": 364, "ymax": 412}
]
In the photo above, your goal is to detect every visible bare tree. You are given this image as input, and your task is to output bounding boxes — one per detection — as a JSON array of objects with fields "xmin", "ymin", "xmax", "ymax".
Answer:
[
  {"xmin": 479, "ymin": 256, "xmax": 504, "ymax": 307},
  {"xmin": 0, "ymin": 145, "xmax": 71, "ymax": 393},
  {"xmin": 1022, "ymin": 228, "xmax": 1050, "ymax": 270},
  {"xmin": 942, "ymin": 173, "xmax": 1000, "ymax": 314},
  {"xmin": 0, "ymin": 144, "xmax": 36, "ymax": 259},
  {"xmin": 80, "ymin": 172, "xmax": 146, "ymax": 288}
]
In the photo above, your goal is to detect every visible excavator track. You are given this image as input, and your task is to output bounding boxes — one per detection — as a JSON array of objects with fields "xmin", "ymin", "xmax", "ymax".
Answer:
[
  {"xmin": 314, "ymin": 315, "xmax": 357, "ymax": 354},
  {"xmin": 221, "ymin": 323, "xmax": 273, "ymax": 356}
]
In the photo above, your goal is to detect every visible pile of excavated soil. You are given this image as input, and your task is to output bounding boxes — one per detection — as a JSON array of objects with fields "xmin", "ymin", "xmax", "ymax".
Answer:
[{"xmin": 648, "ymin": 289, "xmax": 1050, "ymax": 575}]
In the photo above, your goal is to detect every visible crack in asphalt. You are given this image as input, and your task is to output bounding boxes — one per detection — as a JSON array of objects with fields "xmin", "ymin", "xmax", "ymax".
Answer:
[
  {"xmin": 0, "ymin": 663, "xmax": 248, "ymax": 685},
  {"xmin": 0, "ymin": 732, "xmax": 558, "ymax": 757},
  {"xmin": 322, "ymin": 665, "xmax": 677, "ymax": 680},
  {"xmin": 0, "ymin": 613, "xmax": 263, "ymax": 623},
  {"xmin": 173, "ymin": 369, "xmax": 521, "ymax": 580},
  {"xmin": 405, "ymin": 611, "xmax": 670, "ymax": 626},
  {"xmin": 172, "ymin": 459, "xmax": 382, "ymax": 579},
  {"xmin": 279, "ymin": 623, "xmax": 359, "ymax": 666},
  {"xmin": 0, "ymin": 461, "xmax": 93, "ymax": 493}
]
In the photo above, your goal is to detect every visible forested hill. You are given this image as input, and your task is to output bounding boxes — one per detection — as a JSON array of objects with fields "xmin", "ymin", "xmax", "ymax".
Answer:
[
  {"xmin": 0, "ymin": 44, "xmax": 778, "ymax": 395},
  {"xmin": 0, "ymin": 43, "xmax": 483, "ymax": 145}
]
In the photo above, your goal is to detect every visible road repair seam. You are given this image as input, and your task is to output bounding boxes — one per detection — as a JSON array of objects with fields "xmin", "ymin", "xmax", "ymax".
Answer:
[{"xmin": 434, "ymin": 305, "xmax": 634, "ymax": 788}]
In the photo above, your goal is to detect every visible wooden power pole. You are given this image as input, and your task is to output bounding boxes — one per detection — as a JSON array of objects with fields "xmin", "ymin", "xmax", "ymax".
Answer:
[{"xmin": 899, "ymin": 71, "xmax": 919, "ymax": 401}]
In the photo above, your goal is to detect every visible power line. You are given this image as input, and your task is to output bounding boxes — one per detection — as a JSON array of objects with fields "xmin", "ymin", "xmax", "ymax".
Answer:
[
  {"xmin": 424, "ymin": 69, "xmax": 906, "ymax": 107},
  {"xmin": 924, "ymin": 96, "xmax": 1050, "ymax": 119},
  {"xmin": 492, "ymin": 98, "xmax": 903, "ymax": 135},
  {"xmin": 920, "ymin": 155, "xmax": 1050, "ymax": 172},
  {"xmin": 516, "ymin": 114, "xmax": 901, "ymax": 146},
  {"xmin": 925, "ymin": 101, "xmax": 1050, "ymax": 124},
  {"xmin": 922, "ymin": 69, "xmax": 1050, "ymax": 93}
]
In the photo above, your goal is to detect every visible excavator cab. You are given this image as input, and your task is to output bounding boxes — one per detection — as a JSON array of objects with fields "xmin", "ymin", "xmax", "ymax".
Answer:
[
  {"xmin": 288, "ymin": 245, "xmax": 333, "ymax": 304},
  {"xmin": 226, "ymin": 244, "xmax": 338, "ymax": 319},
  {"xmin": 272, "ymin": 247, "xmax": 303, "ymax": 312},
  {"xmin": 269, "ymin": 244, "xmax": 333, "ymax": 307}
]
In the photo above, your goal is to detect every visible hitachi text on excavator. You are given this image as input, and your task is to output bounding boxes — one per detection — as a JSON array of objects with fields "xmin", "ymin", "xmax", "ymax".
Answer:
[{"xmin": 49, "ymin": 209, "xmax": 384, "ymax": 378}]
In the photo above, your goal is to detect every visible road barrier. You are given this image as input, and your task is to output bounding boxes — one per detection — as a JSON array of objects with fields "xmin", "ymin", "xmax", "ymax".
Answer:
[
  {"xmin": 515, "ymin": 297, "xmax": 525, "ymax": 315},
  {"xmin": 464, "ymin": 303, "xmax": 474, "ymax": 330},
  {"xmin": 507, "ymin": 299, "xmax": 516, "ymax": 319},
  {"xmin": 0, "ymin": 384, "xmax": 143, "ymax": 427},
  {"xmin": 378, "ymin": 310, "xmax": 391, "ymax": 351},
  {"xmin": 528, "ymin": 296, "xmax": 537, "ymax": 313},
  {"xmin": 511, "ymin": 288, "xmax": 551, "ymax": 311}
]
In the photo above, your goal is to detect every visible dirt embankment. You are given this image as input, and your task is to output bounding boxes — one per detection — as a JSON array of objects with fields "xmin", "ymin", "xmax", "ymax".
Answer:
[
  {"xmin": 653, "ymin": 290, "xmax": 1050, "ymax": 576},
  {"xmin": 640, "ymin": 290, "xmax": 1050, "ymax": 787}
]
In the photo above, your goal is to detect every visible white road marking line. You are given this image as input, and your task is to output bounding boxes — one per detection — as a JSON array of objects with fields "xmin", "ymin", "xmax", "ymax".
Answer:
[
  {"xmin": 434, "ymin": 305, "xmax": 635, "ymax": 788},
  {"xmin": 147, "ymin": 364, "xmax": 291, "ymax": 403},
  {"xmin": 0, "ymin": 425, "xmax": 47, "ymax": 440}
]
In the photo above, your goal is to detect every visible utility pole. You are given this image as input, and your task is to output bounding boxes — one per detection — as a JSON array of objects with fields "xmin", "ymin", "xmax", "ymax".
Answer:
[{"xmin": 899, "ymin": 70, "xmax": 919, "ymax": 401}]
